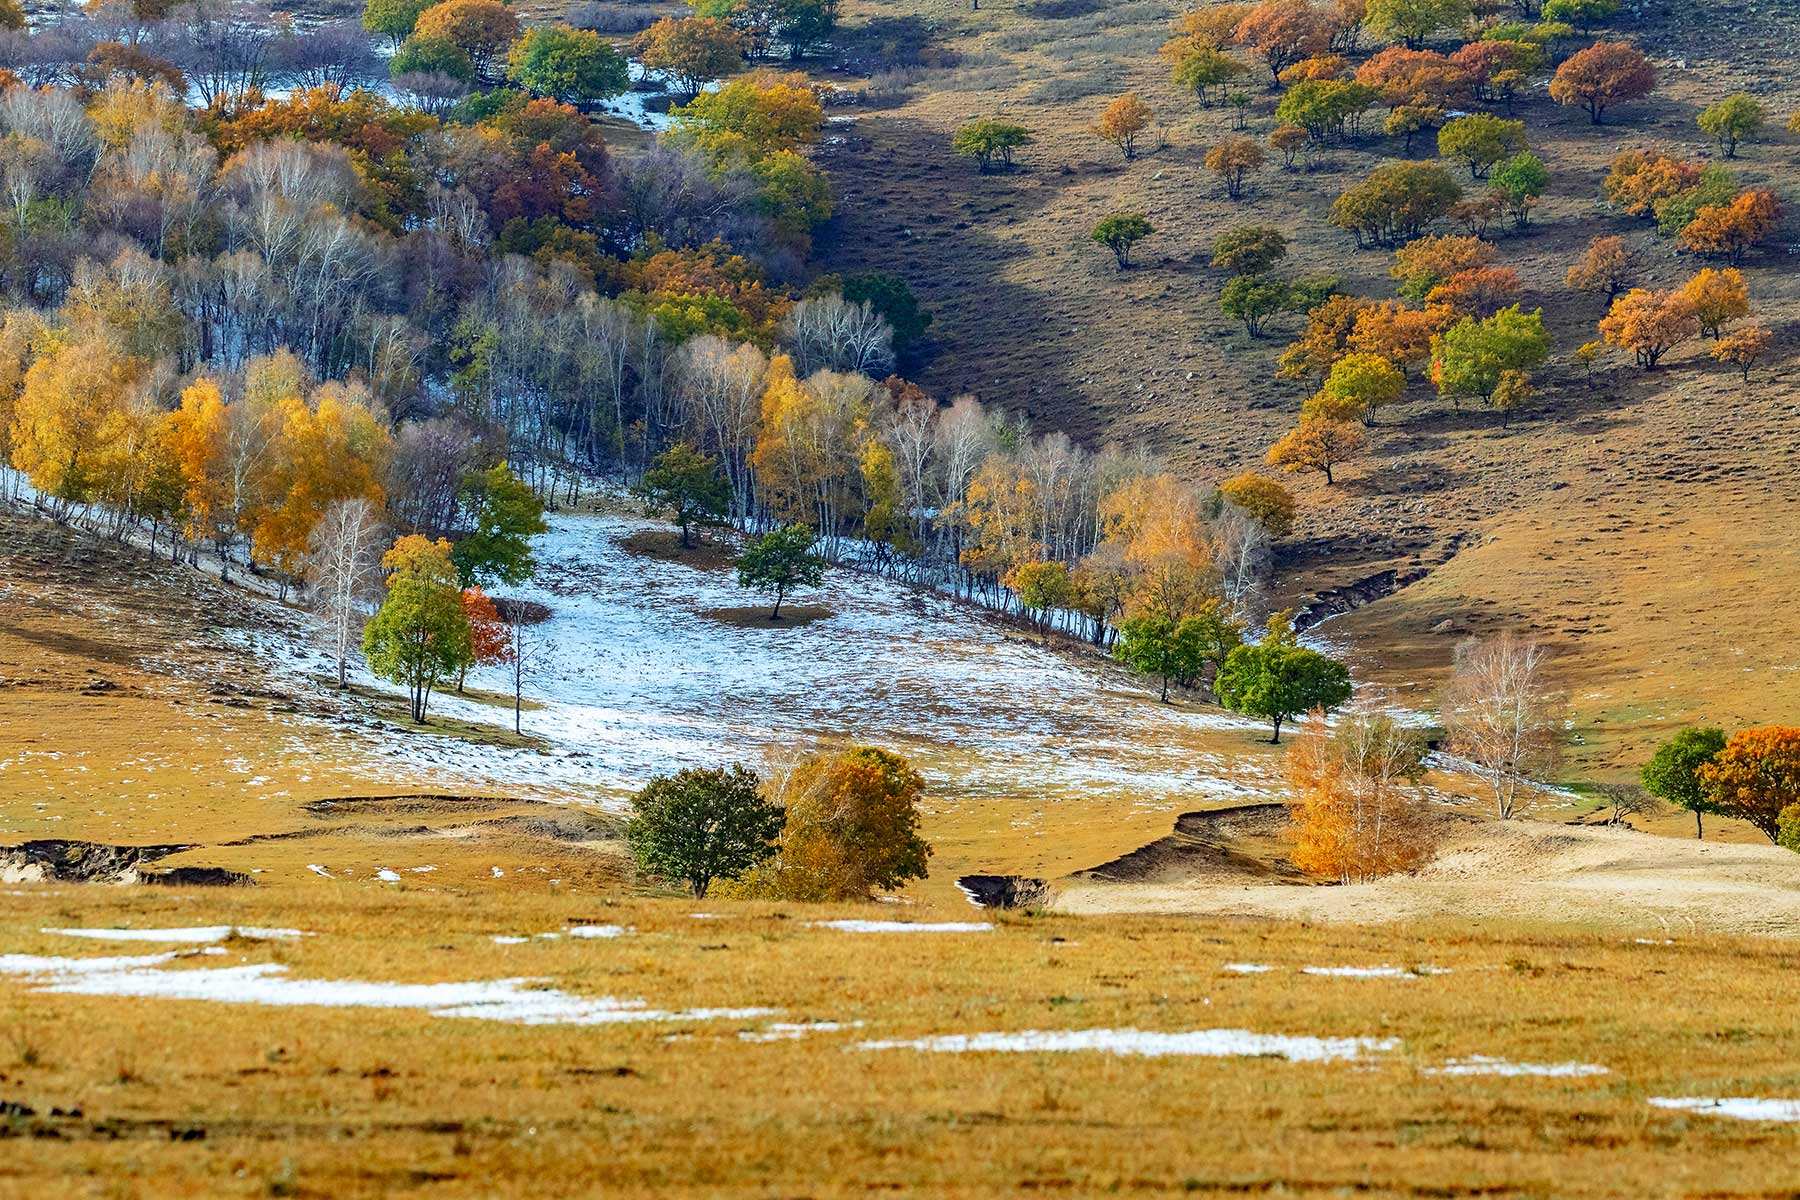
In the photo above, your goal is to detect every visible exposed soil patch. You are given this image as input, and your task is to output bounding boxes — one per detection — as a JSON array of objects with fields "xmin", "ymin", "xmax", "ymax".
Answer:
[
  {"xmin": 621, "ymin": 529, "xmax": 738, "ymax": 571},
  {"xmin": 0, "ymin": 840, "xmax": 250, "ymax": 886},
  {"xmin": 700, "ymin": 604, "xmax": 835, "ymax": 629},
  {"xmin": 1073, "ymin": 803, "xmax": 1309, "ymax": 887}
]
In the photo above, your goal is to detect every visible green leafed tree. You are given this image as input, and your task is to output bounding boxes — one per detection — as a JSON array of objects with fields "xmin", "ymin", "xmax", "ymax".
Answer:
[
  {"xmin": 390, "ymin": 33, "xmax": 475, "ymax": 81},
  {"xmin": 1211, "ymin": 225, "xmax": 1289, "ymax": 276},
  {"xmin": 362, "ymin": 535, "xmax": 473, "ymax": 724},
  {"xmin": 506, "ymin": 24, "xmax": 631, "ymax": 105},
  {"xmin": 1640, "ymin": 726, "xmax": 1727, "ymax": 839},
  {"xmin": 1490, "ymin": 150, "xmax": 1548, "ymax": 228},
  {"xmin": 951, "ymin": 118, "xmax": 1033, "ymax": 173},
  {"xmin": 1437, "ymin": 113, "xmax": 1528, "ymax": 179},
  {"xmin": 364, "ymin": 0, "xmax": 435, "ymax": 49},
  {"xmin": 635, "ymin": 442, "xmax": 732, "ymax": 548},
  {"xmin": 736, "ymin": 523, "xmax": 825, "ymax": 618},
  {"xmin": 1366, "ymin": 0, "xmax": 1472, "ymax": 49},
  {"xmin": 625, "ymin": 765, "xmax": 785, "ymax": 898},
  {"xmin": 1092, "ymin": 212, "xmax": 1154, "ymax": 269},
  {"xmin": 452, "ymin": 462, "xmax": 548, "ymax": 587},
  {"xmin": 1221, "ymin": 274, "xmax": 1293, "ymax": 337},
  {"xmin": 1428, "ymin": 304, "xmax": 1551, "ymax": 411},
  {"xmin": 842, "ymin": 272, "xmax": 932, "ymax": 360},
  {"xmin": 1214, "ymin": 613, "xmax": 1352, "ymax": 743},
  {"xmin": 1116, "ymin": 603, "xmax": 1246, "ymax": 703},
  {"xmin": 1697, "ymin": 94, "xmax": 1764, "ymax": 159}
]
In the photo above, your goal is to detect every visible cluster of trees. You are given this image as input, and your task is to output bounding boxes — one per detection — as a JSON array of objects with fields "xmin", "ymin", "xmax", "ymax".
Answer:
[
  {"xmin": 1642, "ymin": 725, "xmax": 1800, "ymax": 850},
  {"xmin": 624, "ymin": 745, "xmax": 931, "ymax": 899}
]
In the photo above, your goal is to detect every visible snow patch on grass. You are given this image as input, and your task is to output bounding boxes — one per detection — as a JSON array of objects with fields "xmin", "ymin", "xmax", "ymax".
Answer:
[
  {"xmin": 1425, "ymin": 1056, "xmax": 1608, "ymax": 1078},
  {"xmin": 0, "ymin": 950, "xmax": 771, "ymax": 1027},
  {"xmin": 1221, "ymin": 962, "xmax": 1276, "ymax": 974},
  {"xmin": 858, "ymin": 1027, "xmax": 1398, "ymax": 1062},
  {"xmin": 811, "ymin": 920, "xmax": 992, "ymax": 934},
  {"xmin": 739, "ymin": 1020, "xmax": 864, "ymax": 1043},
  {"xmin": 43, "ymin": 926, "xmax": 305, "ymax": 943},
  {"xmin": 1300, "ymin": 965, "xmax": 1448, "ymax": 978},
  {"xmin": 1649, "ymin": 1097, "xmax": 1800, "ymax": 1122}
]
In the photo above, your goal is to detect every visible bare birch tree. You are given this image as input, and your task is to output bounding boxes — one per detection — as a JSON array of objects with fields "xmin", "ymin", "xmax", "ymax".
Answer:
[
  {"xmin": 305, "ymin": 497, "xmax": 385, "ymax": 687},
  {"xmin": 1440, "ymin": 632, "xmax": 1563, "ymax": 819}
]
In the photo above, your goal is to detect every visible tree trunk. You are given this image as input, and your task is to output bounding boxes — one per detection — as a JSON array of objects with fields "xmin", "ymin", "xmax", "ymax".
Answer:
[
  {"xmin": 1270, "ymin": 714, "xmax": 1282, "ymax": 744},
  {"xmin": 1695, "ymin": 809, "xmax": 1703, "ymax": 840}
]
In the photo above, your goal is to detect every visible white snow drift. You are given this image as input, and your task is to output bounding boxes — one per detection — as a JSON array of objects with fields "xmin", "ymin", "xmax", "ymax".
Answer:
[{"xmin": 858, "ymin": 1027, "xmax": 1398, "ymax": 1062}]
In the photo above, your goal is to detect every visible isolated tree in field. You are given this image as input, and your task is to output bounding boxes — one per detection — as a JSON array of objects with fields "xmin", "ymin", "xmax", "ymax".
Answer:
[
  {"xmin": 1221, "ymin": 274, "xmax": 1293, "ymax": 337},
  {"xmin": 452, "ymin": 462, "xmax": 547, "ymax": 586},
  {"xmin": 506, "ymin": 24, "xmax": 631, "ymax": 105},
  {"xmin": 1315, "ymin": 352, "xmax": 1404, "ymax": 424},
  {"xmin": 1285, "ymin": 706, "xmax": 1435, "ymax": 882},
  {"xmin": 632, "ymin": 17, "xmax": 743, "ymax": 100},
  {"xmin": 1365, "ymin": 0, "xmax": 1470, "ymax": 48},
  {"xmin": 500, "ymin": 598, "xmax": 541, "ymax": 736},
  {"xmin": 1206, "ymin": 136, "xmax": 1266, "ymax": 199},
  {"xmin": 952, "ymin": 118, "xmax": 1032, "ymax": 173},
  {"xmin": 1269, "ymin": 122, "xmax": 1311, "ymax": 166},
  {"xmin": 1428, "ymin": 304, "xmax": 1550, "ymax": 411},
  {"xmin": 1698, "ymin": 726, "xmax": 1800, "ymax": 843},
  {"xmin": 736, "ymin": 523, "xmax": 825, "ymax": 618},
  {"xmin": 1234, "ymin": 0, "xmax": 1332, "ymax": 83},
  {"xmin": 1712, "ymin": 323, "xmax": 1771, "ymax": 382},
  {"xmin": 1212, "ymin": 225, "xmax": 1289, "ymax": 276},
  {"xmin": 1490, "ymin": 151, "xmax": 1547, "ymax": 229},
  {"xmin": 1439, "ymin": 631, "xmax": 1561, "ymax": 820},
  {"xmin": 364, "ymin": 0, "xmax": 434, "ymax": 49},
  {"xmin": 1267, "ymin": 415, "xmax": 1363, "ymax": 484},
  {"xmin": 752, "ymin": 746, "xmax": 931, "ymax": 900},
  {"xmin": 1328, "ymin": 160, "xmax": 1461, "ymax": 247},
  {"xmin": 1218, "ymin": 471, "xmax": 1297, "ymax": 538},
  {"xmin": 305, "ymin": 497, "xmax": 385, "ymax": 688},
  {"xmin": 1171, "ymin": 44, "xmax": 1250, "ymax": 105},
  {"xmin": 363, "ymin": 535, "xmax": 473, "ymax": 723},
  {"xmin": 1094, "ymin": 93, "xmax": 1155, "ymax": 162},
  {"xmin": 626, "ymin": 765, "xmax": 784, "ymax": 898},
  {"xmin": 1598, "ymin": 288, "xmax": 1698, "ymax": 369},
  {"xmin": 1697, "ymin": 94, "xmax": 1763, "ymax": 158},
  {"xmin": 636, "ymin": 441, "xmax": 732, "ymax": 548},
  {"xmin": 1215, "ymin": 612, "xmax": 1352, "ymax": 743},
  {"xmin": 1677, "ymin": 268, "xmax": 1749, "ymax": 340},
  {"xmin": 1548, "ymin": 40, "xmax": 1653, "ymax": 124},
  {"xmin": 1641, "ymin": 726, "xmax": 1725, "ymax": 839},
  {"xmin": 1091, "ymin": 212, "xmax": 1154, "ymax": 269},
  {"xmin": 1677, "ymin": 189, "xmax": 1780, "ymax": 264},
  {"xmin": 1564, "ymin": 234, "xmax": 1635, "ymax": 301}
]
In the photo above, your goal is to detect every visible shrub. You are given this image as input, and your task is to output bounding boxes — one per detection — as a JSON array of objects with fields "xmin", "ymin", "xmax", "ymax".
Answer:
[
  {"xmin": 1276, "ymin": 78, "xmax": 1379, "ymax": 142},
  {"xmin": 952, "ymin": 117, "xmax": 1032, "ymax": 172},
  {"xmin": 1436, "ymin": 113, "xmax": 1526, "ymax": 178},
  {"xmin": 1677, "ymin": 189, "xmax": 1781, "ymax": 264},
  {"xmin": 1564, "ymin": 235, "xmax": 1633, "ymax": 299},
  {"xmin": 1365, "ymin": 0, "xmax": 1470, "ymax": 49},
  {"xmin": 1490, "ymin": 151, "xmax": 1547, "ymax": 228},
  {"xmin": 1391, "ymin": 232, "xmax": 1494, "ymax": 298},
  {"xmin": 1712, "ymin": 322, "xmax": 1771, "ymax": 382}
]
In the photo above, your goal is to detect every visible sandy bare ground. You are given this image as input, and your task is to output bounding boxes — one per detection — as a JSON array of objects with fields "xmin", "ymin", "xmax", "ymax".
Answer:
[{"xmin": 1056, "ymin": 810, "xmax": 1800, "ymax": 938}]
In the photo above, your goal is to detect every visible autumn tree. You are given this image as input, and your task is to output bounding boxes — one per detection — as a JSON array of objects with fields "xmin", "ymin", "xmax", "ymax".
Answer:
[
  {"xmin": 1641, "ymin": 726, "xmax": 1725, "ymax": 839},
  {"xmin": 1234, "ymin": 0, "xmax": 1332, "ymax": 83},
  {"xmin": 1548, "ymin": 40, "xmax": 1653, "ymax": 124},
  {"xmin": 626, "ymin": 765, "xmax": 784, "ymax": 898},
  {"xmin": 1677, "ymin": 189, "xmax": 1781, "ymax": 264},
  {"xmin": 736, "ymin": 523, "xmax": 825, "ymax": 618},
  {"xmin": 748, "ymin": 746, "xmax": 931, "ymax": 900},
  {"xmin": 1286, "ymin": 706, "xmax": 1436, "ymax": 882},
  {"xmin": 411, "ymin": 0, "xmax": 520, "ymax": 80},
  {"xmin": 1697, "ymin": 93, "xmax": 1763, "ymax": 158},
  {"xmin": 633, "ymin": 16, "xmax": 744, "ymax": 99},
  {"xmin": 1267, "ymin": 415, "xmax": 1364, "ymax": 484},
  {"xmin": 1355, "ymin": 45, "xmax": 1469, "ymax": 109},
  {"xmin": 952, "ymin": 118, "xmax": 1032, "ymax": 172},
  {"xmin": 457, "ymin": 585, "xmax": 511, "ymax": 693},
  {"xmin": 1312, "ymin": 351, "xmax": 1405, "ymax": 424},
  {"xmin": 1390, "ymin": 232, "xmax": 1493, "ymax": 299},
  {"xmin": 1215, "ymin": 612, "xmax": 1351, "ymax": 742},
  {"xmin": 1094, "ymin": 93, "xmax": 1155, "ymax": 162},
  {"xmin": 1425, "ymin": 265, "xmax": 1522, "ymax": 318},
  {"xmin": 9, "ymin": 337, "xmax": 145, "ymax": 508},
  {"xmin": 1278, "ymin": 293, "xmax": 1374, "ymax": 378},
  {"xmin": 636, "ymin": 441, "xmax": 732, "ymax": 548},
  {"xmin": 506, "ymin": 24, "xmax": 631, "ymax": 105},
  {"xmin": 1329, "ymin": 160, "xmax": 1461, "ymax": 247},
  {"xmin": 1712, "ymin": 323, "xmax": 1772, "ymax": 382},
  {"xmin": 1564, "ymin": 234, "xmax": 1635, "ymax": 300},
  {"xmin": 305, "ymin": 497, "xmax": 385, "ymax": 688},
  {"xmin": 1598, "ymin": 287, "xmax": 1698, "ymax": 369},
  {"xmin": 1205, "ymin": 136, "xmax": 1266, "ymax": 199},
  {"xmin": 1440, "ymin": 631, "xmax": 1561, "ymax": 819},
  {"xmin": 363, "ymin": 534, "xmax": 473, "ymax": 723},
  {"xmin": 1698, "ymin": 726, "xmax": 1800, "ymax": 843},
  {"xmin": 364, "ymin": 0, "xmax": 435, "ymax": 49},
  {"xmin": 1601, "ymin": 148, "xmax": 1703, "ymax": 219},
  {"xmin": 1212, "ymin": 225, "xmax": 1290, "ymax": 277},
  {"xmin": 1092, "ymin": 212, "xmax": 1154, "ymax": 268},
  {"xmin": 1365, "ymin": 0, "xmax": 1470, "ymax": 48},
  {"xmin": 1677, "ymin": 267, "xmax": 1749, "ymax": 340},
  {"xmin": 1221, "ymin": 274, "xmax": 1293, "ymax": 337},
  {"xmin": 1218, "ymin": 471, "xmax": 1297, "ymax": 537},
  {"xmin": 1008, "ymin": 559, "xmax": 1075, "ymax": 639}
]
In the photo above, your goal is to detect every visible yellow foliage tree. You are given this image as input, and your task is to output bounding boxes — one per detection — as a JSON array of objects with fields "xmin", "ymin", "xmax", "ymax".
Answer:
[
  {"xmin": 9, "ymin": 336, "xmax": 146, "ymax": 504},
  {"xmin": 1676, "ymin": 267, "xmax": 1750, "ymax": 339},
  {"xmin": 957, "ymin": 454, "xmax": 1042, "ymax": 577},
  {"xmin": 1093, "ymin": 93, "xmax": 1155, "ymax": 161},
  {"xmin": 1098, "ymin": 472, "xmax": 1216, "ymax": 620},
  {"xmin": 1285, "ymin": 707, "xmax": 1437, "ymax": 883}
]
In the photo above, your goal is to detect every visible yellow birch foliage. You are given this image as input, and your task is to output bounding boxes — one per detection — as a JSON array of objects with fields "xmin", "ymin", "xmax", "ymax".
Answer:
[{"xmin": 9, "ymin": 337, "xmax": 146, "ymax": 502}]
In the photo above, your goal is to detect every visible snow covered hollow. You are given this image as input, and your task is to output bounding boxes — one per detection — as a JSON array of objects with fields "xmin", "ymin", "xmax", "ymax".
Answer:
[
  {"xmin": 0, "ymin": 950, "xmax": 774, "ymax": 1028},
  {"xmin": 253, "ymin": 513, "xmax": 1275, "ymax": 809}
]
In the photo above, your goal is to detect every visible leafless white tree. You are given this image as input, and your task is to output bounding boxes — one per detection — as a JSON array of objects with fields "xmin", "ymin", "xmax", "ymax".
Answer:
[
  {"xmin": 305, "ymin": 497, "xmax": 386, "ymax": 687},
  {"xmin": 1212, "ymin": 500, "xmax": 1271, "ymax": 621},
  {"xmin": 1440, "ymin": 632, "xmax": 1564, "ymax": 820},
  {"xmin": 782, "ymin": 292, "xmax": 895, "ymax": 378}
]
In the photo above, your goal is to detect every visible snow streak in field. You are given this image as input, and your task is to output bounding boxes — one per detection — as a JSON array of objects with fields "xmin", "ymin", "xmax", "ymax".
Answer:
[
  {"xmin": 858, "ymin": 1027, "xmax": 1398, "ymax": 1062},
  {"xmin": 255, "ymin": 514, "xmax": 1274, "ymax": 809}
]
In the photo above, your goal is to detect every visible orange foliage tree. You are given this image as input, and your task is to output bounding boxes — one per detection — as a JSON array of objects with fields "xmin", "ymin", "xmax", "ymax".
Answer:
[
  {"xmin": 1676, "ymin": 189, "xmax": 1781, "ymax": 264},
  {"xmin": 412, "ymin": 0, "xmax": 519, "ymax": 79},
  {"xmin": 1390, "ymin": 232, "xmax": 1494, "ymax": 299},
  {"xmin": 1425, "ymin": 265, "xmax": 1522, "ymax": 318},
  {"xmin": 1285, "ymin": 707, "xmax": 1436, "ymax": 883},
  {"xmin": 1698, "ymin": 726, "xmax": 1800, "ymax": 842},
  {"xmin": 1598, "ymin": 288, "xmax": 1699, "ymax": 369},
  {"xmin": 1093, "ymin": 93, "xmax": 1155, "ymax": 161},
  {"xmin": 1712, "ymin": 323, "xmax": 1771, "ymax": 382},
  {"xmin": 1564, "ymin": 234, "xmax": 1635, "ymax": 300},
  {"xmin": 1677, "ymin": 267, "xmax": 1749, "ymax": 339},
  {"xmin": 1205, "ymin": 135, "xmax": 1266, "ymax": 198},
  {"xmin": 1277, "ymin": 293, "xmax": 1375, "ymax": 379},
  {"xmin": 1549, "ymin": 40, "xmax": 1654, "ymax": 124},
  {"xmin": 1267, "ymin": 416, "xmax": 1365, "ymax": 485},
  {"xmin": 457, "ymin": 585, "xmax": 512, "ymax": 692},
  {"xmin": 1601, "ymin": 148, "xmax": 1702, "ymax": 218},
  {"xmin": 1354, "ymin": 46, "xmax": 1468, "ymax": 109},
  {"xmin": 1234, "ymin": 0, "xmax": 1332, "ymax": 83}
]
